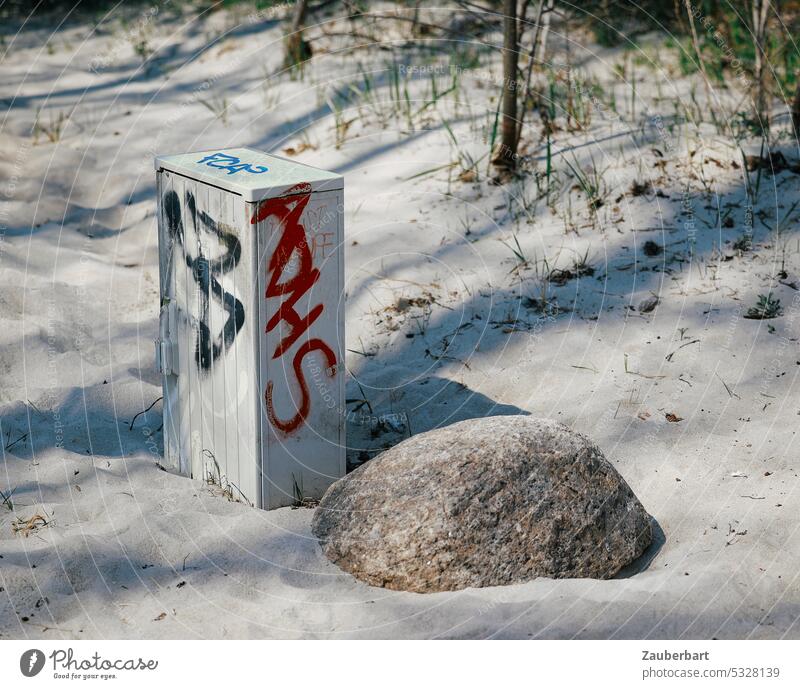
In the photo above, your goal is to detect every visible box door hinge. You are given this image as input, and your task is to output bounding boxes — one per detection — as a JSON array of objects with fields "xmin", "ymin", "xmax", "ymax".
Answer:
[{"xmin": 156, "ymin": 300, "xmax": 179, "ymax": 375}]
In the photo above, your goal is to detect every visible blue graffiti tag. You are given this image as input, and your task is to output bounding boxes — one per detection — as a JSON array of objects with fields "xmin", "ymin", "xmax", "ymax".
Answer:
[{"xmin": 197, "ymin": 152, "xmax": 269, "ymax": 175}]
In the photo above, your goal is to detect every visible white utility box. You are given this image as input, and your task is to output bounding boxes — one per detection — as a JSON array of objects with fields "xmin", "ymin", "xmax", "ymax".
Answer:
[{"xmin": 154, "ymin": 147, "xmax": 345, "ymax": 509}]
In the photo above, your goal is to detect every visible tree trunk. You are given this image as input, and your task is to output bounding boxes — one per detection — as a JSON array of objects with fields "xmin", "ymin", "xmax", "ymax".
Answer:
[
  {"xmin": 536, "ymin": 0, "xmax": 554, "ymax": 64},
  {"xmin": 514, "ymin": 0, "xmax": 547, "ymax": 152},
  {"xmin": 495, "ymin": 0, "xmax": 519, "ymax": 171},
  {"xmin": 751, "ymin": 0, "xmax": 770, "ymax": 129},
  {"xmin": 285, "ymin": 0, "xmax": 312, "ymax": 68}
]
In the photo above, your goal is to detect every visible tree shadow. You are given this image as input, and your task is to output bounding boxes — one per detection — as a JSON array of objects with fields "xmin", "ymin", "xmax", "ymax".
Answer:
[{"xmin": 345, "ymin": 374, "xmax": 528, "ymax": 468}]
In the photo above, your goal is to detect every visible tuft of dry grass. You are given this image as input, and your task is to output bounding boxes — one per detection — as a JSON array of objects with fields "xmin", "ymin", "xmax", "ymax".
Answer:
[
  {"xmin": 12, "ymin": 512, "xmax": 51, "ymax": 537},
  {"xmin": 203, "ymin": 449, "xmax": 252, "ymax": 506},
  {"xmin": 32, "ymin": 108, "xmax": 71, "ymax": 144}
]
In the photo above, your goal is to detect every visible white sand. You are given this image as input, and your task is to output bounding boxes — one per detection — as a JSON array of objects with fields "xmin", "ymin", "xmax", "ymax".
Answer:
[{"xmin": 1, "ymin": 4, "xmax": 799, "ymax": 639}]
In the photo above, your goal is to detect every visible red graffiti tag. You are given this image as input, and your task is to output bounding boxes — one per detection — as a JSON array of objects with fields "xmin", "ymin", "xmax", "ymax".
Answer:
[
  {"xmin": 252, "ymin": 185, "xmax": 336, "ymax": 434},
  {"xmin": 264, "ymin": 338, "xmax": 336, "ymax": 433}
]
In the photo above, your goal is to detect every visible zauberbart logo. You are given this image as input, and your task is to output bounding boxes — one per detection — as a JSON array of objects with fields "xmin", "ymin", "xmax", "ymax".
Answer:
[{"xmin": 20, "ymin": 649, "xmax": 45, "ymax": 677}]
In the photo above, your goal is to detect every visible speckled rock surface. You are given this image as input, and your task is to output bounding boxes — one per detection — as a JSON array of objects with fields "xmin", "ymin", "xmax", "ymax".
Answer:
[{"xmin": 312, "ymin": 416, "xmax": 653, "ymax": 592}]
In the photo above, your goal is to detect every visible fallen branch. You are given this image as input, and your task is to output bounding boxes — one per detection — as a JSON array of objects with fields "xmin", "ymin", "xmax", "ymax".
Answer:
[
  {"xmin": 129, "ymin": 397, "xmax": 163, "ymax": 431},
  {"xmin": 665, "ymin": 338, "xmax": 700, "ymax": 362},
  {"xmin": 716, "ymin": 373, "xmax": 740, "ymax": 400}
]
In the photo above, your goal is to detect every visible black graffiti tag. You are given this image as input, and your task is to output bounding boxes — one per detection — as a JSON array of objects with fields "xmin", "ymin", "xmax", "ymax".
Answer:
[{"xmin": 162, "ymin": 190, "xmax": 245, "ymax": 373}]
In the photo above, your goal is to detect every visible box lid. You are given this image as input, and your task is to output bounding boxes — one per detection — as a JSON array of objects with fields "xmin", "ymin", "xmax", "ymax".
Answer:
[{"xmin": 155, "ymin": 147, "xmax": 343, "ymax": 201}]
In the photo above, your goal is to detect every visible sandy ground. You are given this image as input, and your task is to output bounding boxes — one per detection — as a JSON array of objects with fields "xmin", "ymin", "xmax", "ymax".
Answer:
[{"xmin": 1, "ymin": 3, "xmax": 799, "ymax": 639}]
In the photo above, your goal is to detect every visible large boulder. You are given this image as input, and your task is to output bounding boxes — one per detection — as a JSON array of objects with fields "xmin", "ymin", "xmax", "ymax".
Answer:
[{"xmin": 312, "ymin": 416, "xmax": 653, "ymax": 592}]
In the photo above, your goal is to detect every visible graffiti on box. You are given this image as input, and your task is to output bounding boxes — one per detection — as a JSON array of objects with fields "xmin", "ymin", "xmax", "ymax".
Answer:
[
  {"xmin": 197, "ymin": 152, "xmax": 269, "ymax": 176},
  {"xmin": 251, "ymin": 184, "xmax": 337, "ymax": 434},
  {"xmin": 162, "ymin": 190, "xmax": 245, "ymax": 373}
]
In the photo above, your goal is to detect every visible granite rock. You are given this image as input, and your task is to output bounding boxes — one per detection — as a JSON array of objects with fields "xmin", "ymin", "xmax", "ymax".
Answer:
[{"xmin": 312, "ymin": 416, "xmax": 653, "ymax": 592}]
